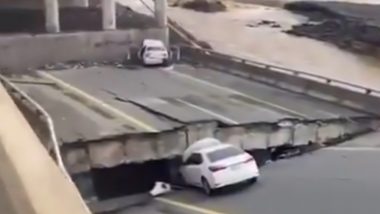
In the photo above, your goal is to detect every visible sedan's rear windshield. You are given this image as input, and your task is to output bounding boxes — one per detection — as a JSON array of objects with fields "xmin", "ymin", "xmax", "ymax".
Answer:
[
  {"xmin": 147, "ymin": 46, "xmax": 165, "ymax": 51},
  {"xmin": 207, "ymin": 147, "xmax": 244, "ymax": 163}
]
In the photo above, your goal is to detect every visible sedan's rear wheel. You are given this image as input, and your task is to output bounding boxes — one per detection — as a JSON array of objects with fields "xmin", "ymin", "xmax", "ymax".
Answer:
[
  {"xmin": 248, "ymin": 177, "xmax": 258, "ymax": 184},
  {"xmin": 201, "ymin": 178, "xmax": 212, "ymax": 196}
]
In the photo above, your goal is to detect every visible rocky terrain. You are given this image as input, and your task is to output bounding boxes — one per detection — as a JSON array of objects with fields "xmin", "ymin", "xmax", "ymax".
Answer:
[
  {"xmin": 285, "ymin": 1, "xmax": 380, "ymax": 56},
  {"xmin": 171, "ymin": 0, "xmax": 227, "ymax": 12}
]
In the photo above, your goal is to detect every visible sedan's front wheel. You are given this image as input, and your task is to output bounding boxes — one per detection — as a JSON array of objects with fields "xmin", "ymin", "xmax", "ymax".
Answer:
[{"xmin": 201, "ymin": 177, "xmax": 213, "ymax": 196}]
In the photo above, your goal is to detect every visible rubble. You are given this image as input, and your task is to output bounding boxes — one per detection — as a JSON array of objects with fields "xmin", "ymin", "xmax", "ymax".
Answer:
[
  {"xmin": 246, "ymin": 20, "xmax": 282, "ymax": 28},
  {"xmin": 172, "ymin": 0, "xmax": 227, "ymax": 13},
  {"xmin": 285, "ymin": 1, "xmax": 380, "ymax": 56}
]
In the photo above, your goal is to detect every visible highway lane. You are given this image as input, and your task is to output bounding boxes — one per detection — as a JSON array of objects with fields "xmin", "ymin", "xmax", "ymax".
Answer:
[
  {"xmin": 22, "ymin": 63, "xmax": 368, "ymax": 143},
  {"xmin": 15, "ymin": 83, "xmax": 135, "ymax": 143},
  {"xmin": 47, "ymin": 66, "xmax": 294, "ymax": 126},
  {"xmin": 171, "ymin": 64, "xmax": 367, "ymax": 119},
  {"xmin": 160, "ymin": 133, "xmax": 380, "ymax": 214},
  {"xmin": 46, "ymin": 64, "xmax": 367, "ymax": 128}
]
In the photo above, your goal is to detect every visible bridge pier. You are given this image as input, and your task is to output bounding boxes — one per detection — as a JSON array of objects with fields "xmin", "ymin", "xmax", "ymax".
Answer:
[
  {"xmin": 102, "ymin": 0, "xmax": 116, "ymax": 30},
  {"xmin": 44, "ymin": 0, "xmax": 60, "ymax": 33},
  {"xmin": 64, "ymin": 0, "xmax": 89, "ymax": 7},
  {"xmin": 155, "ymin": 0, "xmax": 169, "ymax": 46}
]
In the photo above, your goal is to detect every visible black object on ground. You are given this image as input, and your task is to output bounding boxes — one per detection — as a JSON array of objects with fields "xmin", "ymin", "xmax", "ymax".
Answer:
[
  {"xmin": 180, "ymin": 0, "xmax": 227, "ymax": 13},
  {"xmin": 246, "ymin": 20, "xmax": 282, "ymax": 28},
  {"xmin": 284, "ymin": 1, "xmax": 380, "ymax": 56}
]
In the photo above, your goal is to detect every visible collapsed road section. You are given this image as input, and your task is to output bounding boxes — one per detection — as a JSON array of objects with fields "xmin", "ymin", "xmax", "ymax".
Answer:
[{"xmin": 3, "ymin": 47, "xmax": 380, "ymax": 212}]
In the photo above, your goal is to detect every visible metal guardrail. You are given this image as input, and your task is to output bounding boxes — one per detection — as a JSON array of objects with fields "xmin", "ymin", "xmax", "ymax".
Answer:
[
  {"xmin": 0, "ymin": 74, "xmax": 91, "ymax": 213},
  {"xmin": 0, "ymin": 74, "xmax": 65, "ymax": 171},
  {"xmin": 187, "ymin": 47, "xmax": 380, "ymax": 98}
]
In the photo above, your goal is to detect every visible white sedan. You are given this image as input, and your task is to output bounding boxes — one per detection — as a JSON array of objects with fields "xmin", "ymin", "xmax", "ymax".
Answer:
[
  {"xmin": 180, "ymin": 138, "xmax": 260, "ymax": 195},
  {"xmin": 138, "ymin": 39, "xmax": 169, "ymax": 66}
]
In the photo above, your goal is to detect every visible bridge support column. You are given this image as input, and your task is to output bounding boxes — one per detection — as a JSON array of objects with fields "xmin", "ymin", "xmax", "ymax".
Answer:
[
  {"xmin": 102, "ymin": 0, "xmax": 116, "ymax": 30},
  {"xmin": 44, "ymin": 0, "xmax": 60, "ymax": 33},
  {"xmin": 154, "ymin": 0, "xmax": 169, "ymax": 46},
  {"xmin": 61, "ymin": 0, "xmax": 89, "ymax": 7}
]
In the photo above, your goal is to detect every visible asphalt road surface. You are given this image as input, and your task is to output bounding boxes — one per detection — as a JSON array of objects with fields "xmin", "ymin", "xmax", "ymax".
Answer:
[
  {"xmin": 48, "ymin": 64, "xmax": 366, "ymax": 123},
  {"xmin": 159, "ymin": 132, "xmax": 380, "ymax": 214},
  {"xmin": 16, "ymin": 64, "xmax": 368, "ymax": 143}
]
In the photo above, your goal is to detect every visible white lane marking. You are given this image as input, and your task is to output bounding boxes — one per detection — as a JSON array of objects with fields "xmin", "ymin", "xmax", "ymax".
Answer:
[
  {"xmin": 165, "ymin": 69, "xmax": 309, "ymax": 118},
  {"xmin": 38, "ymin": 71, "xmax": 158, "ymax": 132},
  {"xmin": 156, "ymin": 197, "xmax": 227, "ymax": 214},
  {"xmin": 176, "ymin": 98, "xmax": 239, "ymax": 125},
  {"xmin": 315, "ymin": 109, "xmax": 341, "ymax": 118},
  {"xmin": 229, "ymin": 97, "xmax": 288, "ymax": 116}
]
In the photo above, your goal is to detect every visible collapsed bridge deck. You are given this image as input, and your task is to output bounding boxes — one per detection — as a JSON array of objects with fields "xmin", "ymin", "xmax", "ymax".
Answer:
[{"xmin": 11, "ymin": 62, "xmax": 372, "ymax": 176}]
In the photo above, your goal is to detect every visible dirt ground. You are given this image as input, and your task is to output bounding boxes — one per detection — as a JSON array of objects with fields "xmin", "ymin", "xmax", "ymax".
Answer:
[
  {"xmin": 167, "ymin": 4, "xmax": 380, "ymax": 90},
  {"xmin": 284, "ymin": 1, "xmax": 380, "ymax": 55}
]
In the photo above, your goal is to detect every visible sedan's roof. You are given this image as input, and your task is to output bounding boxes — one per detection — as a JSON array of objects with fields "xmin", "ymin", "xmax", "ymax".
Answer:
[
  {"xmin": 143, "ymin": 39, "xmax": 164, "ymax": 47},
  {"xmin": 198, "ymin": 144, "xmax": 232, "ymax": 154},
  {"xmin": 183, "ymin": 138, "xmax": 234, "ymax": 160}
]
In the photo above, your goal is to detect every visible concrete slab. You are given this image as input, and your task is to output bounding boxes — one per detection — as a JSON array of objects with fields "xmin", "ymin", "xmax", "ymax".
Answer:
[
  {"xmin": 46, "ymin": 66, "xmax": 293, "ymax": 126},
  {"xmin": 337, "ymin": 131, "xmax": 380, "ymax": 148},
  {"xmin": 16, "ymin": 83, "xmax": 134, "ymax": 143},
  {"xmin": 172, "ymin": 64, "xmax": 367, "ymax": 119}
]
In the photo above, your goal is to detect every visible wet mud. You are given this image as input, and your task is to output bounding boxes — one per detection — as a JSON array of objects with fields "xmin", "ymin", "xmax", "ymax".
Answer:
[
  {"xmin": 172, "ymin": 0, "xmax": 227, "ymax": 13},
  {"xmin": 285, "ymin": 1, "xmax": 380, "ymax": 56}
]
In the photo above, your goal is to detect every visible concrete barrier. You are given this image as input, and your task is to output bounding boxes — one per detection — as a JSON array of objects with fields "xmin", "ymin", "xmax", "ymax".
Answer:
[
  {"xmin": 181, "ymin": 47, "xmax": 380, "ymax": 115},
  {"xmin": 0, "ymin": 29, "xmax": 163, "ymax": 71},
  {"xmin": 0, "ymin": 82, "xmax": 90, "ymax": 214}
]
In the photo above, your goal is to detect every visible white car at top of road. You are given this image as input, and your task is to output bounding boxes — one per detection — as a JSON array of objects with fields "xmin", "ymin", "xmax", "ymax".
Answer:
[
  {"xmin": 180, "ymin": 138, "xmax": 260, "ymax": 195},
  {"xmin": 138, "ymin": 39, "xmax": 169, "ymax": 66}
]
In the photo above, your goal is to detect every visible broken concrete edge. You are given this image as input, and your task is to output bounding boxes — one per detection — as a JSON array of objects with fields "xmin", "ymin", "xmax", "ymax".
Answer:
[
  {"xmin": 280, "ymin": 127, "xmax": 376, "ymax": 158},
  {"xmin": 59, "ymin": 115, "xmax": 377, "ymax": 147},
  {"xmin": 61, "ymin": 117, "xmax": 379, "ymax": 177},
  {"xmin": 82, "ymin": 128, "xmax": 376, "ymax": 214}
]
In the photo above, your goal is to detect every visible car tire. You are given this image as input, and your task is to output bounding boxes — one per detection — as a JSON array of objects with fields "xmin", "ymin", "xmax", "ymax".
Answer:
[
  {"xmin": 248, "ymin": 177, "xmax": 258, "ymax": 184},
  {"xmin": 201, "ymin": 177, "xmax": 213, "ymax": 196},
  {"xmin": 162, "ymin": 59, "xmax": 169, "ymax": 66}
]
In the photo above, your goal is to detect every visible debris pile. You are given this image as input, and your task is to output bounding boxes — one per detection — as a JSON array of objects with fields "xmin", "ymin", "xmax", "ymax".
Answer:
[
  {"xmin": 285, "ymin": 1, "xmax": 380, "ymax": 56},
  {"xmin": 246, "ymin": 20, "xmax": 281, "ymax": 28},
  {"xmin": 173, "ymin": 0, "xmax": 227, "ymax": 13}
]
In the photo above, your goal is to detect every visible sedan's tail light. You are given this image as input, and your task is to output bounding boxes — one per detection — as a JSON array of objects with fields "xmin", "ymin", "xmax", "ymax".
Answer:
[{"xmin": 209, "ymin": 165, "xmax": 227, "ymax": 172}]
